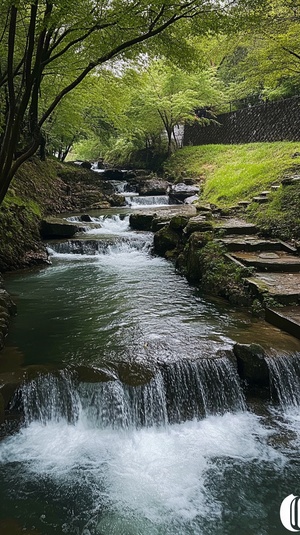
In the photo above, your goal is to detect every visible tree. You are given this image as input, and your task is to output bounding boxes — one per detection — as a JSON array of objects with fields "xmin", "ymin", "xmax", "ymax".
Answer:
[
  {"xmin": 132, "ymin": 60, "xmax": 225, "ymax": 155},
  {"xmin": 0, "ymin": 0, "xmax": 265, "ymax": 204},
  {"xmin": 215, "ymin": 0, "xmax": 300, "ymax": 105}
]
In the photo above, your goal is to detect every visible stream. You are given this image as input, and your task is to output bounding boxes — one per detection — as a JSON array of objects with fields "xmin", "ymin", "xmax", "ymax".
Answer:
[{"xmin": 1, "ymin": 208, "xmax": 300, "ymax": 534}]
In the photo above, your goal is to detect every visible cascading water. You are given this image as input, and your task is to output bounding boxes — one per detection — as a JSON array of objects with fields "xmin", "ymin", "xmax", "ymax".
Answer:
[
  {"xmin": 1, "ymin": 211, "xmax": 300, "ymax": 535},
  {"xmin": 15, "ymin": 357, "xmax": 245, "ymax": 430},
  {"xmin": 125, "ymin": 195, "xmax": 170, "ymax": 207},
  {"xmin": 265, "ymin": 352, "xmax": 300, "ymax": 408}
]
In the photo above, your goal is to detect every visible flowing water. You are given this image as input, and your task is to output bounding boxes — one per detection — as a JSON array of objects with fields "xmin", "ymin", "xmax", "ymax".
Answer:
[{"xmin": 1, "ymin": 212, "xmax": 300, "ymax": 535}]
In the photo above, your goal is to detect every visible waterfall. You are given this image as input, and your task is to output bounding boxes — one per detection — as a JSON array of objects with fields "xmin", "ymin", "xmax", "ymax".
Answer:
[
  {"xmin": 265, "ymin": 352, "xmax": 300, "ymax": 408},
  {"xmin": 125, "ymin": 195, "xmax": 170, "ymax": 207},
  {"xmin": 15, "ymin": 357, "xmax": 245, "ymax": 429}
]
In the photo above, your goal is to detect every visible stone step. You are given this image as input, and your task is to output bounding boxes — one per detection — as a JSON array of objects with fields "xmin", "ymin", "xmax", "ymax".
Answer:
[
  {"xmin": 282, "ymin": 175, "xmax": 300, "ymax": 186},
  {"xmin": 271, "ymin": 185, "xmax": 281, "ymax": 191},
  {"xmin": 265, "ymin": 307, "xmax": 300, "ymax": 340},
  {"xmin": 245, "ymin": 272, "xmax": 300, "ymax": 305},
  {"xmin": 215, "ymin": 218, "xmax": 257, "ymax": 236},
  {"xmin": 259, "ymin": 191, "xmax": 271, "ymax": 197},
  {"xmin": 252, "ymin": 196, "xmax": 269, "ymax": 204},
  {"xmin": 230, "ymin": 251, "xmax": 300, "ymax": 272},
  {"xmin": 218, "ymin": 237, "xmax": 295, "ymax": 253}
]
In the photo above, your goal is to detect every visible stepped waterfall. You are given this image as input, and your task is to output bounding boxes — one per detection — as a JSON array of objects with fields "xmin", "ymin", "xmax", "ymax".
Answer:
[{"xmin": 1, "ymin": 211, "xmax": 300, "ymax": 535}]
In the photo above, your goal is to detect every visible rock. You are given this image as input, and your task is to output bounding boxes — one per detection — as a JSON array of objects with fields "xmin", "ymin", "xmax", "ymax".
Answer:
[
  {"xmin": 151, "ymin": 214, "xmax": 172, "ymax": 232},
  {"xmin": 169, "ymin": 215, "xmax": 190, "ymax": 231},
  {"xmin": 0, "ymin": 392, "xmax": 4, "ymax": 423},
  {"xmin": 182, "ymin": 232, "xmax": 209, "ymax": 281},
  {"xmin": 40, "ymin": 217, "xmax": 82, "ymax": 238},
  {"xmin": 184, "ymin": 215, "xmax": 213, "ymax": 236},
  {"xmin": 75, "ymin": 366, "xmax": 115, "ymax": 383},
  {"xmin": 138, "ymin": 178, "xmax": 169, "ymax": 196},
  {"xmin": 196, "ymin": 204, "xmax": 212, "ymax": 213},
  {"xmin": 129, "ymin": 212, "xmax": 155, "ymax": 231},
  {"xmin": 118, "ymin": 361, "xmax": 156, "ymax": 386},
  {"xmin": 90, "ymin": 201, "xmax": 111, "ymax": 209},
  {"xmin": 0, "ymin": 289, "xmax": 16, "ymax": 315},
  {"xmin": 80, "ymin": 214, "xmax": 93, "ymax": 222},
  {"xmin": 0, "ymin": 371, "xmax": 24, "ymax": 408},
  {"xmin": 108, "ymin": 194, "xmax": 126, "ymax": 207},
  {"xmin": 80, "ymin": 161, "xmax": 92, "ymax": 169},
  {"xmin": 170, "ymin": 183, "xmax": 200, "ymax": 203},
  {"xmin": 184, "ymin": 195, "xmax": 198, "ymax": 204},
  {"xmin": 153, "ymin": 225, "xmax": 181, "ymax": 257},
  {"xmin": 102, "ymin": 169, "xmax": 124, "ymax": 180},
  {"xmin": 233, "ymin": 343, "xmax": 269, "ymax": 386}
]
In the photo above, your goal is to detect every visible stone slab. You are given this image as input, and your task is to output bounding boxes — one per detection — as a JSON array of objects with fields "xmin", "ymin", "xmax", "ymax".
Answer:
[
  {"xmin": 266, "ymin": 307, "xmax": 300, "ymax": 340},
  {"xmin": 245, "ymin": 272, "xmax": 300, "ymax": 304},
  {"xmin": 232, "ymin": 251, "xmax": 300, "ymax": 272},
  {"xmin": 218, "ymin": 237, "xmax": 290, "ymax": 253},
  {"xmin": 214, "ymin": 218, "xmax": 257, "ymax": 236}
]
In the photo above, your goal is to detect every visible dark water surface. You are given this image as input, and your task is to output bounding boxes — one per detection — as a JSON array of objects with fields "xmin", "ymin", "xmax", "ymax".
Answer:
[{"xmin": 1, "ymin": 212, "xmax": 300, "ymax": 535}]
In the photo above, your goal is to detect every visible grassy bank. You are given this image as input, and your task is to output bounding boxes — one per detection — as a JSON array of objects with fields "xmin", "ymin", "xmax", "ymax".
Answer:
[{"xmin": 164, "ymin": 142, "xmax": 300, "ymax": 206}]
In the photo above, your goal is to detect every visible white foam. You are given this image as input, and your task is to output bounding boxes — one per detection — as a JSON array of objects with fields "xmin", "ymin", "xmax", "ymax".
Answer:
[{"xmin": 0, "ymin": 412, "xmax": 281, "ymax": 529}]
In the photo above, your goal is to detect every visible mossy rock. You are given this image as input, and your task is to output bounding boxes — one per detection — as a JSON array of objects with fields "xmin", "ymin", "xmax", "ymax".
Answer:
[
  {"xmin": 153, "ymin": 225, "xmax": 181, "ymax": 257},
  {"xmin": 129, "ymin": 212, "xmax": 155, "ymax": 231},
  {"xmin": 184, "ymin": 216, "xmax": 213, "ymax": 236},
  {"xmin": 169, "ymin": 215, "xmax": 190, "ymax": 231},
  {"xmin": 40, "ymin": 217, "xmax": 81, "ymax": 238}
]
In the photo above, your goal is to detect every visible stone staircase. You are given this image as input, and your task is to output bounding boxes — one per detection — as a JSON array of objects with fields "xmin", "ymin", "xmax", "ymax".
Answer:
[{"xmin": 215, "ymin": 217, "xmax": 300, "ymax": 340}]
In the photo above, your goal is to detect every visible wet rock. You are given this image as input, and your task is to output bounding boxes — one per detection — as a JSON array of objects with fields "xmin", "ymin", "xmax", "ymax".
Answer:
[
  {"xmin": 0, "ymin": 392, "xmax": 4, "ymax": 423},
  {"xmin": 153, "ymin": 225, "xmax": 181, "ymax": 257},
  {"xmin": 169, "ymin": 183, "xmax": 200, "ymax": 203},
  {"xmin": 0, "ymin": 289, "xmax": 16, "ymax": 315},
  {"xmin": 80, "ymin": 214, "xmax": 93, "ymax": 222},
  {"xmin": 129, "ymin": 212, "xmax": 154, "ymax": 231},
  {"xmin": 233, "ymin": 343, "xmax": 269, "ymax": 386},
  {"xmin": 0, "ymin": 371, "xmax": 25, "ymax": 408},
  {"xmin": 75, "ymin": 365, "xmax": 116, "ymax": 383},
  {"xmin": 102, "ymin": 169, "xmax": 124, "ymax": 180},
  {"xmin": 118, "ymin": 361, "xmax": 156, "ymax": 386},
  {"xmin": 183, "ymin": 215, "xmax": 213, "ymax": 236},
  {"xmin": 40, "ymin": 217, "xmax": 82, "ymax": 239},
  {"xmin": 80, "ymin": 161, "xmax": 92, "ymax": 169}
]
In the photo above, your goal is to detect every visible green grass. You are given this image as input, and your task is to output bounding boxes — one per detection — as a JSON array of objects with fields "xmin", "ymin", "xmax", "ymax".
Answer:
[{"xmin": 164, "ymin": 142, "xmax": 300, "ymax": 207}]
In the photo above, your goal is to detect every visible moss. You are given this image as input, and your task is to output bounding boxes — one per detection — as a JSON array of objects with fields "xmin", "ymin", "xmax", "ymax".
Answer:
[
  {"xmin": 164, "ymin": 142, "xmax": 300, "ymax": 207},
  {"xmin": 197, "ymin": 242, "xmax": 251, "ymax": 305},
  {"xmin": 247, "ymin": 183, "xmax": 300, "ymax": 241}
]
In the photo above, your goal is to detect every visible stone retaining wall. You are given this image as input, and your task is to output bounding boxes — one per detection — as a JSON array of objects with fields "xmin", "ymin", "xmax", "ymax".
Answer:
[{"xmin": 183, "ymin": 96, "xmax": 300, "ymax": 146}]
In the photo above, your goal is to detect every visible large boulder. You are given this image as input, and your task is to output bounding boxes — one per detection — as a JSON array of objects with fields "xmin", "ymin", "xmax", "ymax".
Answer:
[
  {"xmin": 153, "ymin": 225, "xmax": 181, "ymax": 257},
  {"xmin": 108, "ymin": 194, "xmax": 126, "ymax": 207},
  {"xmin": 138, "ymin": 178, "xmax": 169, "ymax": 196},
  {"xmin": 40, "ymin": 217, "xmax": 82, "ymax": 238},
  {"xmin": 80, "ymin": 161, "xmax": 92, "ymax": 169},
  {"xmin": 170, "ymin": 183, "xmax": 200, "ymax": 203},
  {"xmin": 102, "ymin": 169, "xmax": 124, "ymax": 180},
  {"xmin": 129, "ymin": 212, "xmax": 155, "ymax": 231},
  {"xmin": 181, "ymin": 231, "xmax": 209, "ymax": 281},
  {"xmin": 233, "ymin": 343, "xmax": 269, "ymax": 386},
  {"xmin": 183, "ymin": 215, "xmax": 214, "ymax": 236}
]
